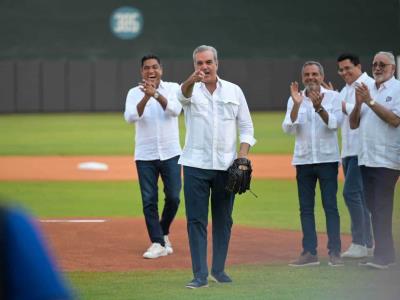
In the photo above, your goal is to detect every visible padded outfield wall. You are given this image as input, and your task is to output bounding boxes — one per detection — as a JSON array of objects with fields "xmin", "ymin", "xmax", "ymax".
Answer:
[{"xmin": 0, "ymin": 0, "xmax": 399, "ymax": 112}]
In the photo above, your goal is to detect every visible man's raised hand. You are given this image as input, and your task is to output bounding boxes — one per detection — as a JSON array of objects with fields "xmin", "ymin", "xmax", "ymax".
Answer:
[{"xmin": 290, "ymin": 81, "xmax": 303, "ymax": 105}]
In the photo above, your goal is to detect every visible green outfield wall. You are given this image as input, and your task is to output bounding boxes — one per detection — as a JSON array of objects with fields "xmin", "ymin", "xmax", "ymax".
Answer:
[
  {"xmin": 0, "ymin": 0, "xmax": 398, "ymax": 112},
  {"xmin": 1, "ymin": 0, "xmax": 398, "ymax": 59}
]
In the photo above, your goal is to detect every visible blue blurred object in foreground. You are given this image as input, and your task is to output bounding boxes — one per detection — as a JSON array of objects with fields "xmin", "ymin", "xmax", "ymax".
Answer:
[{"xmin": 0, "ymin": 205, "xmax": 73, "ymax": 300}]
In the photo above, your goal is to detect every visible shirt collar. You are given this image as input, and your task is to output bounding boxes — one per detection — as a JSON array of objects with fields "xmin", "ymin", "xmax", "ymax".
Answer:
[
  {"xmin": 198, "ymin": 76, "xmax": 223, "ymax": 97},
  {"xmin": 373, "ymin": 76, "xmax": 396, "ymax": 91},
  {"xmin": 301, "ymin": 85, "xmax": 325, "ymax": 97},
  {"xmin": 349, "ymin": 72, "xmax": 369, "ymax": 88},
  {"xmin": 381, "ymin": 76, "xmax": 396, "ymax": 89},
  {"xmin": 199, "ymin": 76, "xmax": 222, "ymax": 88},
  {"xmin": 158, "ymin": 80, "xmax": 165, "ymax": 89},
  {"xmin": 216, "ymin": 76, "xmax": 223, "ymax": 87}
]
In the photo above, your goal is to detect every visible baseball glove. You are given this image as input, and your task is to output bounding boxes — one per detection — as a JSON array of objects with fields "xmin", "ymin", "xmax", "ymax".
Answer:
[{"xmin": 225, "ymin": 157, "xmax": 253, "ymax": 195}]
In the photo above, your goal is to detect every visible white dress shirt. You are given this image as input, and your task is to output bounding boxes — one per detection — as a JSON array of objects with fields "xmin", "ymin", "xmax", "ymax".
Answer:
[
  {"xmin": 124, "ymin": 80, "xmax": 182, "ymax": 161},
  {"xmin": 339, "ymin": 72, "xmax": 375, "ymax": 158},
  {"xmin": 177, "ymin": 77, "xmax": 256, "ymax": 170},
  {"xmin": 358, "ymin": 76, "xmax": 400, "ymax": 170},
  {"xmin": 282, "ymin": 86, "xmax": 343, "ymax": 165}
]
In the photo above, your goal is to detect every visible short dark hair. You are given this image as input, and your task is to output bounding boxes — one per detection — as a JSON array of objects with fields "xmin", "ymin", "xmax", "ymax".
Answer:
[
  {"xmin": 141, "ymin": 54, "xmax": 161, "ymax": 67},
  {"xmin": 337, "ymin": 53, "xmax": 360, "ymax": 66}
]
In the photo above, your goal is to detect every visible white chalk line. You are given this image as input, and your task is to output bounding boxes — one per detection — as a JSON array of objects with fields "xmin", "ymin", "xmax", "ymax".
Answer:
[{"xmin": 40, "ymin": 219, "xmax": 107, "ymax": 223}]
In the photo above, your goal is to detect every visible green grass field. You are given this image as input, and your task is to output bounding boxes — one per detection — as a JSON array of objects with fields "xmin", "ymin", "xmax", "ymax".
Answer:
[
  {"xmin": 0, "ymin": 112, "xmax": 399, "ymax": 300},
  {"xmin": 0, "ymin": 112, "xmax": 293, "ymax": 155},
  {"xmin": 0, "ymin": 180, "xmax": 351, "ymax": 231},
  {"xmin": 69, "ymin": 265, "xmax": 400, "ymax": 300}
]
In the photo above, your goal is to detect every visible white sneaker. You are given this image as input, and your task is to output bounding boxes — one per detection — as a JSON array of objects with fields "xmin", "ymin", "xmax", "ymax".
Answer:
[
  {"xmin": 164, "ymin": 235, "xmax": 173, "ymax": 254},
  {"xmin": 143, "ymin": 243, "xmax": 168, "ymax": 259},
  {"xmin": 341, "ymin": 243, "xmax": 368, "ymax": 258}
]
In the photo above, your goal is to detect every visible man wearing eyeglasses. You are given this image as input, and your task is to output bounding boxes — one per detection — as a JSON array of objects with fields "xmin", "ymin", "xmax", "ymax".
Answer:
[
  {"xmin": 336, "ymin": 54, "xmax": 374, "ymax": 259},
  {"xmin": 350, "ymin": 51, "xmax": 400, "ymax": 269}
]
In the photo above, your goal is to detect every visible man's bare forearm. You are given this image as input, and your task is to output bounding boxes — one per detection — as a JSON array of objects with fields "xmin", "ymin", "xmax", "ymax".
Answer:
[
  {"xmin": 349, "ymin": 103, "xmax": 362, "ymax": 129},
  {"xmin": 181, "ymin": 78, "xmax": 195, "ymax": 98},
  {"xmin": 238, "ymin": 143, "xmax": 250, "ymax": 158},
  {"xmin": 136, "ymin": 95, "xmax": 151, "ymax": 117}
]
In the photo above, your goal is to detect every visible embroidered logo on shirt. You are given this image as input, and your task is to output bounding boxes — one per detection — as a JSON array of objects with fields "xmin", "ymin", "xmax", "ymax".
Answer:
[{"xmin": 386, "ymin": 96, "xmax": 392, "ymax": 102}]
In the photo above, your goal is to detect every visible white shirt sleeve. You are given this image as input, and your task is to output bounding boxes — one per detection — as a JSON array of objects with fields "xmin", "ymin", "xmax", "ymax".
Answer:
[
  {"xmin": 164, "ymin": 83, "xmax": 182, "ymax": 117},
  {"xmin": 177, "ymin": 85, "xmax": 192, "ymax": 106},
  {"xmin": 338, "ymin": 87, "xmax": 354, "ymax": 115},
  {"xmin": 392, "ymin": 93, "xmax": 400, "ymax": 117},
  {"xmin": 282, "ymin": 97, "xmax": 298, "ymax": 135},
  {"xmin": 326, "ymin": 92, "xmax": 343, "ymax": 129},
  {"xmin": 236, "ymin": 86, "xmax": 256, "ymax": 146},
  {"xmin": 124, "ymin": 88, "xmax": 142, "ymax": 123}
]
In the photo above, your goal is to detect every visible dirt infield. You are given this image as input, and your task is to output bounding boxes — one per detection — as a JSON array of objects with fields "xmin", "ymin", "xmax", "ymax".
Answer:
[
  {"xmin": 1, "ymin": 154, "xmax": 348, "ymax": 271},
  {"xmin": 0, "ymin": 154, "xmax": 345, "ymax": 181},
  {"xmin": 40, "ymin": 218, "xmax": 351, "ymax": 272}
]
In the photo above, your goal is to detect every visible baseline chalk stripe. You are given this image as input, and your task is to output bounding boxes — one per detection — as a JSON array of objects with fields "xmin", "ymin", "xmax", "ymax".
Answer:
[{"xmin": 40, "ymin": 219, "xmax": 107, "ymax": 223}]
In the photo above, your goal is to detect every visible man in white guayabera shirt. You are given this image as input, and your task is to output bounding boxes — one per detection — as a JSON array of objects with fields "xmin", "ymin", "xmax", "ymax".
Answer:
[
  {"xmin": 124, "ymin": 54, "xmax": 182, "ymax": 259},
  {"xmin": 178, "ymin": 45, "xmax": 256, "ymax": 289},
  {"xmin": 350, "ymin": 51, "xmax": 400, "ymax": 269},
  {"xmin": 282, "ymin": 61, "xmax": 344, "ymax": 268},
  {"xmin": 336, "ymin": 53, "xmax": 374, "ymax": 259}
]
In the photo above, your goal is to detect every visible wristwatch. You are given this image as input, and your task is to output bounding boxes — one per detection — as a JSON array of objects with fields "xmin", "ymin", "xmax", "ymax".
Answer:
[
  {"xmin": 315, "ymin": 106, "xmax": 324, "ymax": 113},
  {"xmin": 369, "ymin": 99, "xmax": 375, "ymax": 106},
  {"xmin": 153, "ymin": 91, "xmax": 160, "ymax": 100}
]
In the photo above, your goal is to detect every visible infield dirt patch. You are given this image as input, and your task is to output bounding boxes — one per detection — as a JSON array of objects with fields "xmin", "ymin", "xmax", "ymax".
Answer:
[
  {"xmin": 40, "ymin": 218, "xmax": 351, "ymax": 272},
  {"xmin": 0, "ymin": 154, "xmax": 344, "ymax": 181},
  {"xmin": 1, "ymin": 154, "xmax": 348, "ymax": 271}
]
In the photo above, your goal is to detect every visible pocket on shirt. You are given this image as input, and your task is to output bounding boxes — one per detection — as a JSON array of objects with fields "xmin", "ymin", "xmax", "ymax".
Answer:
[
  {"xmin": 320, "ymin": 138, "xmax": 336, "ymax": 154},
  {"xmin": 294, "ymin": 142, "xmax": 310, "ymax": 157},
  {"xmin": 191, "ymin": 100, "xmax": 208, "ymax": 117},
  {"xmin": 217, "ymin": 100, "xmax": 239, "ymax": 120},
  {"xmin": 375, "ymin": 144, "xmax": 399, "ymax": 166}
]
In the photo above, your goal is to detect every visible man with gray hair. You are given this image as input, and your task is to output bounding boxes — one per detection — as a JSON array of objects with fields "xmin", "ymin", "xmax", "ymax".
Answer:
[
  {"xmin": 350, "ymin": 51, "xmax": 400, "ymax": 269},
  {"xmin": 178, "ymin": 45, "xmax": 256, "ymax": 288},
  {"xmin": 282, "ymin": 61, "xmax": 343, "ymax": 267}
]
